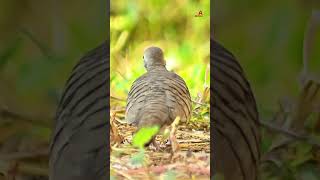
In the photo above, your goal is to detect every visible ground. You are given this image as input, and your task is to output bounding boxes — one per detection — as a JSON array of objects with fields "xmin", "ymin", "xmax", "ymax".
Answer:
[{"xmin": 110, "ymin": 109, "xmax": 210, "ymax": 180}]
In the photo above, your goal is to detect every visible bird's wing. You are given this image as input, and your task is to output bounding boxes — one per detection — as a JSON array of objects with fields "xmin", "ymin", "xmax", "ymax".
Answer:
[
  {"xmin": 212, "ymin": 39, "xmax": 260, "ymax": 180},
  {"xmin": 163, "ymin": 72, "xmax": 192, "ymax": 122},
  {"xmin": 49, "ymin": 42, "xmax": 108, "ymax": 180},
  {"xmin": 125, "ymin": 73, "xmax": 150, "ymax": 125}
]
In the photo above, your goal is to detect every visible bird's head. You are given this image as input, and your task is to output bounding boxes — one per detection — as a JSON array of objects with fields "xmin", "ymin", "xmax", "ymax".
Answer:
[{"xmin": 143, "ymin": 46, "xmax": 166, "ymax": 71}]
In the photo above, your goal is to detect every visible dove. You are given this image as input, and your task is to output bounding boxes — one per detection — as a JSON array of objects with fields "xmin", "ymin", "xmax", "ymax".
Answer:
[
  {"xmin": 212, "ymin": 39, "xmax": 260, "ymax": 180},
  {"xmin": 49, "ymin": 42, "xmax": 108, "ymax": 180},
  {"xmin": 125, "ymin": 46, "xmax": 192, "ymax": 149}
]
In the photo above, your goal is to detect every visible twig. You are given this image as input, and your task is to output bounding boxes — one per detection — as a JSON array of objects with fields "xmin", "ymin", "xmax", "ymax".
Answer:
[
  {"xmin": 0, "ymin": 150, "xmax": 48, "ymax": 161},
  {"xmin": 191, "ymin": 100, "xmax": 207, "ymax": 106},
  {"xmin": 178, "ymin": 140, "xmax": 210, "ymax": 143},
  {"xmin": 0, "ymin": 107, "xmax": 51, "ymax": 127},
  {"xmin": 111, "ymin": 96, "xmax": 126, "ymax": 102},
  {"xmin": 176, "ymin": 130, "xmax": 210, "ymax": 139},
  {"xmin": 260, "ymin": 120, "xmax": 320, "ymax": 148},
  {"xmin": 0, "ymin": 161, "xmax": 48, "ymax": 177},
  {"xmin": 116, "ymin": 70, "xmax": 128, "ymax": 81},
  {"xmin": 110, "ymin": 109, "xmax": 126, "ymax": 114},
  {"xmin": 111, "ymin": 167, "xmax": 135, "ymax": 180},
  {"xmin": 123, "ymin": 163, "xmax": 210, "ymax": 176},
  {"xmin": 19, "ymin": 28, "xmax": 53, "ymax": 60},
  {"xmin": 110, "ymin": 111, "xmax": 124, "ymax": 143}
]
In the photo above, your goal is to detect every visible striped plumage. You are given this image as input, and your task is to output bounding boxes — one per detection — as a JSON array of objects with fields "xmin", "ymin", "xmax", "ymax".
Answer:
[
  {"xmin": 49, "ymin": 42, "xmax": 108, "ymax": 180},
  {"xmin": 126, "ymin": 47, "xmax": 192, "ymax": 132},
  {"xmin": 212, "ymin": 39, "xmax": 260, "ymax": 180}
]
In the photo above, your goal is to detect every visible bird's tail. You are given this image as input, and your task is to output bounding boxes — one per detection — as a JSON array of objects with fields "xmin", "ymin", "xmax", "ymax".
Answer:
[{"xmin": 134, "ymin": 105, "xmax": 171, "ymax": 147}]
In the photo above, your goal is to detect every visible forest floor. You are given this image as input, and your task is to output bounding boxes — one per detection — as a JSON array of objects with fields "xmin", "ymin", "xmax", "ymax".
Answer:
[{"xmin": 110, "ymin": 110, "xmax": 210, "ymax": 180}]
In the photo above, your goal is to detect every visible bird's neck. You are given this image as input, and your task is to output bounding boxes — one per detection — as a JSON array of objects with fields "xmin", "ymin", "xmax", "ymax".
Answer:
[{"xmin": 146, "ymin": 65, "xmax": 167, "ymax": 72}]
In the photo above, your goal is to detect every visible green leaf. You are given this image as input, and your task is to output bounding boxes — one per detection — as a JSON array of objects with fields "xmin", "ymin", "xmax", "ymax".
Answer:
[
  {"xmin": 130, "ymin": 149, "xmax": 145, "ymax": 166},
  {"xmin": 132, "ymin": 126, "xmax": 159, "ymax": 148}
]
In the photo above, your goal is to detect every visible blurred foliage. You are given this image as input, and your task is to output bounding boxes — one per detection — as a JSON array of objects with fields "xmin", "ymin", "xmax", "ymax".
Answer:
[
  {"xmin": 130, "ymin": 148, "xmax": 146, "ymax": 166},
  {"xmin": 110, "ymin": 0, "xmax": 210, "ymax": 105},
  {"xmin": 0, "ymin": 0, "xmax": 106, "ymax": 178},
  {"xmin": 214, "ymin": 0, "xmax": 320, "ymax": 179},
  {"xmin": 213, "ymin": 0, "xmax": 320, "ymax": 117},
  {"xmin": 132, "ymin": 126, "xmax": 159, "ymax": 148},
  {"xmin": 0, "ymin": 0, "xmax": 106, "ymax": 117}
]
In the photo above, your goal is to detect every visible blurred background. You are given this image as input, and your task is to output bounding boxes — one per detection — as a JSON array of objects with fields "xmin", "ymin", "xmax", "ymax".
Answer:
[
  {"xmin": 110, "ymin": 1, "xmax": 210, "ymax": 179},
  {"xmin": 0, "ymin": 0, "xmax": 106, "ymax": 178},
  {"xmin": 214, "ymin": 0, "xmax": 320, "ymax": 118},
  {"xmin": 214, "ymin": 1, "xmax": 320, "ymax": 179},
  {"xmin": 110, "ymin": 0, "xmax": 210, "ymax": 106}
]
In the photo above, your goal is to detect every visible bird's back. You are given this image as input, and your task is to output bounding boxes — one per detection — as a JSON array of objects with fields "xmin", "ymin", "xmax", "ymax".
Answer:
[
  {"xmin": 211, "ymin": 39, "xmax": 260, "ymax": 180},
  {"xmin": 49, "ymin": 42, "xmax": 108, "ymax": 180},
  {"xmin": 126, "ymin": 68, "xmax": 192, "ymax": 128}
]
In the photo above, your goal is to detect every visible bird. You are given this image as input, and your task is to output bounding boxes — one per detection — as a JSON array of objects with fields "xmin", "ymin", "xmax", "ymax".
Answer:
[
  {"xmin": 125, "ymin": 46, "xmax": 192, "ymax": 150},
  {"xmin": 49, "ymin": 42, "xmax": 109, "ymax": 180},
  {"xmin": 211, "ymin": 39, "xmax": 261, "ymax": 180},
  {"xmin": 48, "ymin": 40, "xmax": 260, "ymax": 179}
]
